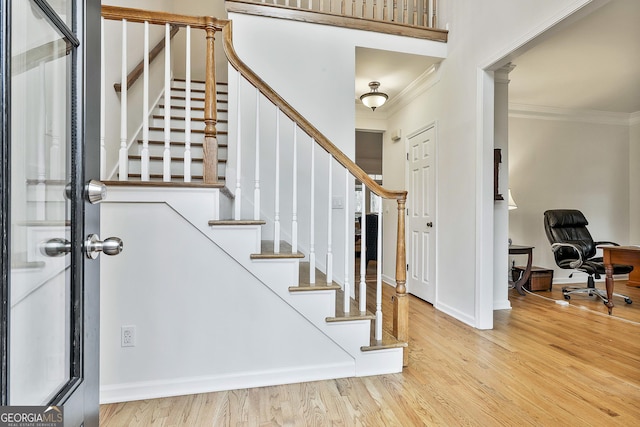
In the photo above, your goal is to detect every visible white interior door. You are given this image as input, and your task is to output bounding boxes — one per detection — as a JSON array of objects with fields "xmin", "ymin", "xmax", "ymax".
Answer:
[{"xmin": 407, "ymin": 125, "xmax": 436, "ymax": 302}]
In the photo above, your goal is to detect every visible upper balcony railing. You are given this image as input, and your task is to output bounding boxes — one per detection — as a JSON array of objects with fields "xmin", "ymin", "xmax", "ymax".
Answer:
[{"xmin": 226, "ymin": 0, "xmax": 447, "ymax": 42}]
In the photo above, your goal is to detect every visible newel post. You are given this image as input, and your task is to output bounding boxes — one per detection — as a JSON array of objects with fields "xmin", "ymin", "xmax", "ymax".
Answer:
[
  {"xmin": 394, "ymin": 196, "xmax": 409, "ymax": 366},
  {"xmin": 203, "ymin": 17, "xmax": 218, "ymax": 184}
]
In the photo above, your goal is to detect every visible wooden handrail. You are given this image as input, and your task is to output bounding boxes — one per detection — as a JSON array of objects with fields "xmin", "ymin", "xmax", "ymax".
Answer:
[
  {"xmin": 222, "ymin": 21, "xmax": 408, "ymax": 364},
  {"xmin": 101, "ymin": 5, "xmax": 408, "ymax": 361},
  {"xmin": 114, "ymin": 25, "xmax": 179, "ymax": 93},
  {"xmin": 101, "ymin": 5, "xmax": 229, "ymax": 30},
  {"xmin": 222, "ymin": 22, "xmax": 407, "ymax": 202}
]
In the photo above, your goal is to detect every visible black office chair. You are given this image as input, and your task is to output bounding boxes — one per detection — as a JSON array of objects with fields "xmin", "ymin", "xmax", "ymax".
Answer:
[{"xmin": 543, "ymin": 209, "xmax": 633, "ymax": 304}]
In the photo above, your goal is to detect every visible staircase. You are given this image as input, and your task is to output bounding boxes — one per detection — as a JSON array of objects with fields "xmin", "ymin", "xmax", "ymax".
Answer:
[
  {"xmin": 100, "ymin": 6, "xmax": 410, "ymax": 401},
  {"xmin": 123, "ymin": 79, "xmax": 228, "ymax": 183}
]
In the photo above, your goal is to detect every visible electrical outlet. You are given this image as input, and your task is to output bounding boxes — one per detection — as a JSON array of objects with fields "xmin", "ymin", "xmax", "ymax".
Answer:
[{"xmin": 121, "ymin": 325, "xmax": 136, "ymax": 347}]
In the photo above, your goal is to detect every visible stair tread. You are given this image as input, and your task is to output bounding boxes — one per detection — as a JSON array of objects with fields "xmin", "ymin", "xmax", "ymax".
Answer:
[
  {"xmin": 251, "ymin": 240, "xmax": 305, "ymax": 259},
  {"xmin": 148, "ymin": 126, "xmax": 228, "ymax": 135},
  {"xmin": 208, "ymin": 219, "xmax": 266, "ymax": 226},
  {"xmin": 136, "ymin": 140, "xmax": 228, "ymax": 148},
  {"xmin": 121, "ymin": 174, "xmax": 226, "ymax": 182},
  {"xmin": 159, "ymin": 104, "xmax": 228, "ymax": 113},
  {"xmin": 173, "ymin": 78, "xmax": 228, "ymax": 87},
  {"xmin": 362, "ymin": 329, "xmax": 408, "ymax": 351},
  {"xmin": 170, "ymin": 95, "xmax": 228, "ymax": 103},
  {"xmin": 293, "ymin": 262, "xmax": 341, "ymax": 291},
  {"xmin": 129, "ymin": 155, "xmax": 207, "ymax": 163},
  {"xmin": 103, "ymin": 180, "xmax": 224, "ymax": 189},
  {"xmin": 326, "ymin": 288, "xmax": 375, "ymax": 322},
  {"xmin": 151, "ymin": 115, "xmax": 228, "ymax": 123}
]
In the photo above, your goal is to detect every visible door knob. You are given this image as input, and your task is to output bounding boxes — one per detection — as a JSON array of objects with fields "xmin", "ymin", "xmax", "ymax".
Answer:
[
  {"xmin": 65, "ymin": 180, "xmax": 108, "ymax": 204},
  {"xmin": 426, "ymin": 222, "xmax": 433, "ymax": 228},
  {"xmin": 85, "ymin": 234, "xmax": 123, "ymax": 259},
  {"xmin": 41, "ymin": 238, "xmax": 71, "ymax": 257}
]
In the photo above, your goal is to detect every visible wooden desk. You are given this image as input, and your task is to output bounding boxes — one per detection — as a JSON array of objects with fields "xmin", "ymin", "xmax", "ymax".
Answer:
[
  {"xmin": 509, "ymin": 245, "xmax": 534, "ymax": 296},
  {"xmin": 601, "ymin": 246, "xmax": 640, "ymax": 315}
]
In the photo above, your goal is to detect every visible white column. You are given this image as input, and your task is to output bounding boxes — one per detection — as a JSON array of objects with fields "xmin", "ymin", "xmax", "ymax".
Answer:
[
  {"xmin": 359, "ymin": 187, "xmax": 367, "ymax": 313},
  {"xmin": 494, "ymin": 63, "xmax": 516, "ymax": 311}
]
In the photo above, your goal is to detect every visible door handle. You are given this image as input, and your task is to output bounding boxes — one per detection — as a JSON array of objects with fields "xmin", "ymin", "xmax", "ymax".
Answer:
[
  {"xmin": 41, "ymin": 238, "xmax": 71, "ymax": 257},
  {"xmin": 65, "ymin": 179, "xmax": 108, "ymax": 204},
  {"xmin": 426, "ymin": 222, "xmax": 433, "ymax": 228},
  {"xmin": 85, "ymin": 234, "xmax": 123, "ymax": 259}
]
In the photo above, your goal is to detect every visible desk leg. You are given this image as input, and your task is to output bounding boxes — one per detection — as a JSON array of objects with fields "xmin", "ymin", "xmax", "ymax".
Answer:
[
  {"xmin": 604, "ymin": 264, "xmax": 614, "ymax": 315},
  {"xmin": 510, "ymin": 249, "xmax": 533, "ymax": 296}
]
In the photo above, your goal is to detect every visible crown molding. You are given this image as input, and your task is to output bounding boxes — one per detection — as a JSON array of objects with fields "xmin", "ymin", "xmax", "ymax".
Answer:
[
  {"xmin": 509, "ymin": 103, "xmax": 640, "ymax": 126},
  {"xmin": 385, "ymin": 63, "xmax": 441, "ymax": 116}
]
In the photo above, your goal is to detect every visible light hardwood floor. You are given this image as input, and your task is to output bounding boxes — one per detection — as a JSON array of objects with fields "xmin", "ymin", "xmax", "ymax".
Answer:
[{"xmin": 100, "ymin": 277, "xmax": 640, "ymax": 426}]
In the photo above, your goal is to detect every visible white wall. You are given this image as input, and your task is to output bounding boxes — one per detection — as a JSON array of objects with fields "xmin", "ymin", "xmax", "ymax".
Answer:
[
  {"xmin": 101, "ymin": 1, "xmax": 613, "ymax": 329},
  {"xmin": 100, "ymin": 200, "xmax": 353, "ymax": 402},
  {"xmin": 630, "ymin": 119, "xmax": 640, "ymax": 243},
  {"xmin": 508, "ymin": 115, "xmax": 631, "ymax": 282},
  {"xmin": 228, "ymin": 13, "xmax": 446, "ymax": 290},
  {"xmin": 378, "ymin": 0, "xmax": 607, "ymax": 327}
]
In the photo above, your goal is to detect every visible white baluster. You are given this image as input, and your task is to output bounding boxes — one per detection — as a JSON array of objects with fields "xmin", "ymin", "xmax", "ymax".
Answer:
[
  {"xmin": 291, "ymin": 122, "xmax": 298, "ymax": 253},
  {"xmin": 375, "ymin": 193, "xmax": 383, "ymax": 341},
  {"xmin": 100, "ymin": 17, "xmax": 106, "ymax": 180},
  {"xmin": 184, "ymin": 25, "xmax": 192, "ymax": 182},
  {"xmin": 343, "ymin": 168, "xmax": 350, "ymax": 314},
  {"xmin": 309, "ymin": 139, "xmax": 316, "ymax": 284},
  {"xmin": 163, "ymin": 23, "xmax": 171, "ymax": 182},
  {"xmin": 326, "ymin": 155, "xmax": 333, "ymax": 284},
  {"xmin": 234, "ymin": 72, "xmax": 242, "ymax": 220},
  {"xmin": 118, "ymin": 19, "xmax": 128, "ymax": 181},
  {"xmin": 274, "ymin": 110, "xmax": 281, "ymax": 253},
  {"xmin": 141, "ymin": 21, "xmax": 150, "ymax": 181},
  {"xmin": 359, "ymin": 188, "xmax": 367, "ymax": 312},
  {"xmin": 254, "ymin": 88, "xmax": 261, "ymax": 220}
]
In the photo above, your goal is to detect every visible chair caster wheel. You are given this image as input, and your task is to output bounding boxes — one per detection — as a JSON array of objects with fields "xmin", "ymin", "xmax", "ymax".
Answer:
[
  {"xmin": 625, "ymin": 298, "xmax": 632, "ymax": 304},
  {"xmin": 564, "ymin": 295, "xmax": 570, "ymax": 300}
]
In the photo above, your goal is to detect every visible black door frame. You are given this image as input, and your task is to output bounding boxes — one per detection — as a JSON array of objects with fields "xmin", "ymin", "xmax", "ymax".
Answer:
[{"xmin": 0, "ymin": 0, "xmax": 101, "ymax": 423}]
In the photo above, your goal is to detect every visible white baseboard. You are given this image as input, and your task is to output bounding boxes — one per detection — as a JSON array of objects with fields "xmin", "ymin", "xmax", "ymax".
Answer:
[
  {"xmin": 435, "ymin": 300, "xmax": 475, "ymax": 328},
  {"xmin": 493, "ymin": 299, "xmax": 512, "ymax": 310},
  {"xmin": 100, "ymin": 361, "xmax": 354, "ymax": 404}
]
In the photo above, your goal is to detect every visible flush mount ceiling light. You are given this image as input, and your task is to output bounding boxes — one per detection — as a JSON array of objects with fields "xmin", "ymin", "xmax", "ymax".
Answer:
[{"xmin": 360, "ymin": 81, "xmax": 388, "ymax": 111}]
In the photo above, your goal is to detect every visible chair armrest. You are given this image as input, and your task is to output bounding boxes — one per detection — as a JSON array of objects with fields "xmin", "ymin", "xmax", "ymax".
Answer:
[
  {"xmin": 594, "ymin": 241, "xmax": 620, "ymax": 247},
  {"xmin": 551, "ymin": 242, "xmax": 584, "ymax": 269}
]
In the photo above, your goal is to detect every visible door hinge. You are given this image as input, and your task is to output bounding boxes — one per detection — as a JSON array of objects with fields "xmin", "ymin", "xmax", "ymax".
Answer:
[
  {"xmin": 406, "ymin": 153, "xmax": 409, "ymax": 161},
  {"xmin": 406, "ymin": 264, "xmax": 409, "ymax": 271}
]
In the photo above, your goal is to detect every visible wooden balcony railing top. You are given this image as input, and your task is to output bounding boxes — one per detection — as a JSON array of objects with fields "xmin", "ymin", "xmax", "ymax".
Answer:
[{"xmin": 226, "ymin": 0, "xmax": 447, "ymax": 42}]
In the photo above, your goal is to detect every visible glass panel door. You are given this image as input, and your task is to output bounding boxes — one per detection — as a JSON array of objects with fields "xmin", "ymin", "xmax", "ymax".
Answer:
[{"xmin": 9, "ymin": 0, "xmax": 73, "ymax": 405}]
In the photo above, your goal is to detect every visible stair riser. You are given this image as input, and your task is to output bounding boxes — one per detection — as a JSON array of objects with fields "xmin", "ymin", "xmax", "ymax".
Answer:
[
  {"xmin": 171, "ymin": 80, "xmax": 228, "ymax": 92},
  {"xmin": 157, "ymin": 107, "xmax": 228, "ymax": 120},
  {"xmin": 165, "ymin": 97, "xmax": 228, "ymax": 109},
  {"xmin": 150, "ymin": 117, "xmax": 228, "ymax": 132},
  {"xmin": 169, "ymin": 88, "xmax": 228, "ymax": 100},
  {"xmin": 133, "ymin": 143, "xmax": 227, "ymax": 159}
]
